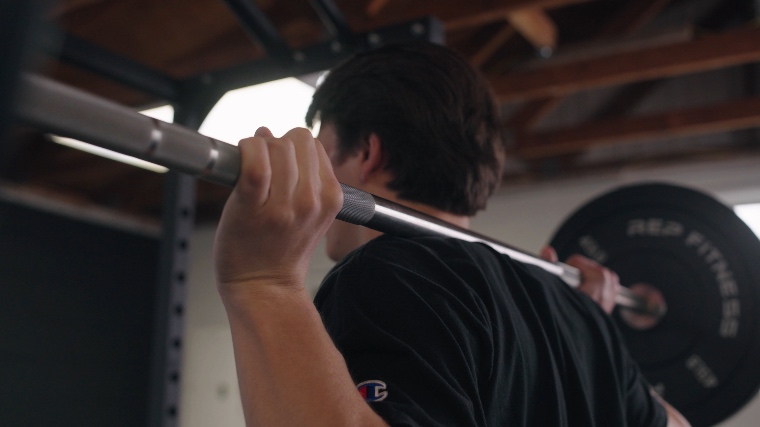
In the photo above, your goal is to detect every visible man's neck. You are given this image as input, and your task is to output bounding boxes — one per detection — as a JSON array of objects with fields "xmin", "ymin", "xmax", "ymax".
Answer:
[
  {"xmin": 399, "ymin": 200, "xmax": 470, "ymax": 229},
  {"xmin": 363, "ymin": 182, "xmax": 470, "ymax": 229}
]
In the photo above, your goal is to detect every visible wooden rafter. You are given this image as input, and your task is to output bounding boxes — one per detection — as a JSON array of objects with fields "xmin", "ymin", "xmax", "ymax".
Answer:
[
  {"xmin": 508, "ymin": 0, "xmax": 674, "ymax": 129},
  {"xmin": 506, "ymin": 8, "xmax": 557, "ymax": 50},
  {"xmin": 351, "ymin": 0, "xmax": 590, "ymax": 32},
  {"xmin": 468, "ymin": 10, "xmax": 556, "ymax": 71},
  {"xmin": 492, "ymin": 26, "xmax": 760, "ymax": 102},
  {"xmin": 366, "ymin": 0, "xmax": 391, "ymax": 17},
  {"xmin": 50, "ymin": 0, "xmax": 109, "ymax": 17},
  {"xmin": 445, "ymin": 0, "xmax": 588, "ymax": 30},
  {"xmin": 512, "ymin": 96, "xmax": 760, "ymax": 159}
]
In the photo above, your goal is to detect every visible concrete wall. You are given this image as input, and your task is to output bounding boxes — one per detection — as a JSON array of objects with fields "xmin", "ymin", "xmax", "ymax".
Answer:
[{"xmin": 178, "ymin": 154, "xmax": 760, "ymax": 427}]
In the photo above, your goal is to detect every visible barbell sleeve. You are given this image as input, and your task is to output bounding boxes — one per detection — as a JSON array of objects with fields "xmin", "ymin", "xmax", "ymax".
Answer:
[{"xmin": 14, "ymin": 73, "xmax": 661, "ymax": 317}]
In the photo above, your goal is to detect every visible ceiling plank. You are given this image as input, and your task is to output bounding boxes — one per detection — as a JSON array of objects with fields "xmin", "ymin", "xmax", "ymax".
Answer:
[
  {"xmin": 348, "ymin": 0, "xmax": 590, "ymax": 32},
  {"xmin": 50, "ymin": 0, "xmax": 109, "ymax": 18},
  {"xmin": 512, "ymin": 96, "xmax": 760, "ymax": 159},
  {"xmin": 523, "ymin": 26, "xmax": 694, "ymax": 69},
  {"xmin": 507, "ymin": 97, "xmax": 563, "ymax": 129},
  {"xmin": 589, "ymin": 80, "xmax": 663, "ymax": 119},
  {"xmin": 492, "ymin": 26, "xmax": 760, "ymax": 102},
  {"xmin": 507, "ymin": 0, "xmax": 674, "ymax": 129},
  {"xmin": 506, "ymin": 8, "xmax": 557, "ymax": 50},
  {"xmin": 445, "ymin": 0, "xmax": 588, "ymax": 31},
  {"xmin": 595, "ymin": 0, "xmax": 673, "ymax": 38},
  {"xmin": 366, "ymin": 0, "xmax": 391, "ymax": 17},
  {"xmin": 503, "ymin": 147, "xmax": 760, "ymax": 182}
]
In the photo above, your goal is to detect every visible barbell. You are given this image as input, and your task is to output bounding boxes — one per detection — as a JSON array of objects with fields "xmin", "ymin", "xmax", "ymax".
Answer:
[
  {"xmin": 14, "ymin": 73, "xmax": 657, "ymax": 314},
  {"xmin": 12, "ymin": 73, "xmax": 760, "ymax": 426}
]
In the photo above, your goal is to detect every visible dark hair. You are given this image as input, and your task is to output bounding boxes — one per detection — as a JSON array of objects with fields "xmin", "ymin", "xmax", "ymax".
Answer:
[{"xmin": 305, "ymin": 42, "xmax": 505, "ymax": 216}]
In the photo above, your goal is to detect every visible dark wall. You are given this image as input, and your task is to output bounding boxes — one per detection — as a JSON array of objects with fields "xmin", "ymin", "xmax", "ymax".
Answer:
[{"xmin": 0, "ymin": 199, "xmax": 160, "ymax": 427}]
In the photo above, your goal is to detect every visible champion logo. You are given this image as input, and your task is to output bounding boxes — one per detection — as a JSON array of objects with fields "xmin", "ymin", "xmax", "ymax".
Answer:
[{"xmin": 357, "ymin": 380, "xmax": 388, "ymax": 402}]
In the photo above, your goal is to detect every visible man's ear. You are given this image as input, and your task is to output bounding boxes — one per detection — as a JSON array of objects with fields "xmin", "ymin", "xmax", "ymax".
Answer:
[{"xmin": 360, "ymin": 133, "xmax": 385, "ymax": 182}]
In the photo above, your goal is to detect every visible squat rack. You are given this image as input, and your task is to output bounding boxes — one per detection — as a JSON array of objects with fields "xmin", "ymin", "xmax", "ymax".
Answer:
[{"xmin": 2, "ymin": 1, "xmax": 443, "ymax": 426}]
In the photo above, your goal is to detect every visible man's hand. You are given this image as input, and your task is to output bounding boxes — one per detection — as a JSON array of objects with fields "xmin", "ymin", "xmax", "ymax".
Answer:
[
  {"xmin": 214, "ymin": 126, "xmax": 343, "ymax": 294},
  {"xmin": 540, "ymin": 247, "xmax": 621, "ymax": 314},
  {"xmin": 212, "ymin": 127, "xmax": 385, "ymax": 427}
]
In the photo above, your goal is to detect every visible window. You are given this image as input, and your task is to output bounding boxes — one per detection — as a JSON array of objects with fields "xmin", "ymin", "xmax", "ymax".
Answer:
[
  {"xmin": 199, "ymin": 77, "xmax": 316, "ymax": 144},
  {"xmin": 735, "ymin": 203, "xmax": 760, "ymax": 237}
]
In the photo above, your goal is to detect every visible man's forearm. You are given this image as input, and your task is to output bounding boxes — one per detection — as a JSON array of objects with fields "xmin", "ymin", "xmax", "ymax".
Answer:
[{"xmin": 221, "ymin": 283, "xmax": 389, "ymax": 427}]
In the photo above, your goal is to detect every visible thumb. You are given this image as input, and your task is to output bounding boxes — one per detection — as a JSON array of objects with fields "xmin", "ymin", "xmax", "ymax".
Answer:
[{"xmin": 540, "ymin": 246, "xmax": 559, "ymax": 263}]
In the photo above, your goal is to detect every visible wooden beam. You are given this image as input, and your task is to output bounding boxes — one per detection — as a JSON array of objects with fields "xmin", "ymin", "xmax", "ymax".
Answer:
[
  {"xmin": 503, "ymin": 148, "xmax": 760, "ymax": 182},
  {"xmin": 445, "ymin": 0, "xmax": 588, "ymax": 30},
  {"xmin": 506, "ymin": 8, "xmax": 557, "ymax": 50},
  {"xmin": 366, "ymin": 0, "xmax": 391, "ymax": 17},
  {"xmin": 512, "ymin": 96, "xmax": 760, "ymax": 159},
  {"xmin": 468, "ymin": 9, "xmax": 555, "ymax": 71},
  {"xmin": 351, "ymin": 0, "xmax": 590, "ymax": 32},
  {"xmin": 492, "ymin": 26, "xmax": 760, "ymax": 102},
  {"xmin": 50, "ymin": 0, "xmax": 108, "ymax": 17},
  {"xmin": 509, "ymin": 0, "xmax": 674, "ymax": 129},
  {"xmin": 470, "ymin": 23, "xmax": 516, "ymax": 68},
  {"xmin": 506, "ymin": 28, "xmax": 692, "ymax": 129}
]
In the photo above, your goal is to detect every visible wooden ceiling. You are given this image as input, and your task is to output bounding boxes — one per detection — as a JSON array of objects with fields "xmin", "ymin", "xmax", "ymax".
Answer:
[{"xmin": 6, "ymin": 0, "xmax": 760, "ymax": 222}]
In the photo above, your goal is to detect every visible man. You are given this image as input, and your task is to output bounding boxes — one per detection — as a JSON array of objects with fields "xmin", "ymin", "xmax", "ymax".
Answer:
[{"xmin": 214, "ymin": 42, "xmax": 690, "ymax": 426}]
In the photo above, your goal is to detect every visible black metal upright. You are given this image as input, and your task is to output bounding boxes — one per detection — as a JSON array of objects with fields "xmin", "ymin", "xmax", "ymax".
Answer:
[
  {"xmin": 309, "ymin": 0, "xmax": 355, "ymax": 45},
  {"xmin": 0, "ymin": 0, "xmax": 48, "ymax": 146},
  {"xmin": 145, "ymin": 107, "xmax": 206, "ymax": 427}
]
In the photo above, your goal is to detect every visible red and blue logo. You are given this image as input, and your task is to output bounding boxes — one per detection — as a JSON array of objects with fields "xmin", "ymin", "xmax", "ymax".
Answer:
[{"xmin": 357, "ymin": 380, "xmax": 388, "ymax": 402}]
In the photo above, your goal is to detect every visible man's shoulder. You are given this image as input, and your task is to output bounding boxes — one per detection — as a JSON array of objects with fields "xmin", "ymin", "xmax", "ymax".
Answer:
[
  {"xmin": 336, "ymin": 234, "xmax": 505, "ymax": 278},
  {"xmin": 314, "ymin": 234, "xmax": 517, "ymax": 314}
]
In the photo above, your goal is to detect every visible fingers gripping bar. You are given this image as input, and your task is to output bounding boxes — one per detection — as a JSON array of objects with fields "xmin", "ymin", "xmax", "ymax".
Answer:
[{"xmin": 15, "ymin": 74, "xmax": 657, "ymax": 316}]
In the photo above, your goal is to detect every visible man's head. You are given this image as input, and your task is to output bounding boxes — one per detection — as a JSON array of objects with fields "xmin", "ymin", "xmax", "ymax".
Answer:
[{"xmin": 306, "ymin": 42, "xmax": 506, "ymax": 217}]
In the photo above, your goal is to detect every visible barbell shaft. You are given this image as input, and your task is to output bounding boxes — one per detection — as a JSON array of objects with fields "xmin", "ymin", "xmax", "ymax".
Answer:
[{"xmin": 14, "ymin": 73, "xmax": 655, "ymax": 315}]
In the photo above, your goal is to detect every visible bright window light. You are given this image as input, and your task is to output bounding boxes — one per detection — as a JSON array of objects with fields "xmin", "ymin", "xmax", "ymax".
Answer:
[
  {"xmin": 735, "ymin": 203, "xmax": 760, "ymax": 237},
  {"xmin": 50, "ymin": 105, "xmax": 174, "ymax": 173},
  {"xmin": 140, "ymin": 104, "xmax": 174, "ymax": 122},
  {"xmin": 199, "ymin": 77, "xmax": 316, "ymax": 144}
]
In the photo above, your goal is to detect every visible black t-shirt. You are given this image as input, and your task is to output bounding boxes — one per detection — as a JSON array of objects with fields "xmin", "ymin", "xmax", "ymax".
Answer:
[{"xmin": 314, "ymin": 234, "xmax": 667, "ymax": 427}]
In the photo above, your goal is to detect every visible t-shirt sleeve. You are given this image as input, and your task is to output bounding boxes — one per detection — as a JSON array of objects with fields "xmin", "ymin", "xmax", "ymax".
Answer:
[{"xmin": 316, "ymin": 249, "xmax": 493, "ymax": 427}]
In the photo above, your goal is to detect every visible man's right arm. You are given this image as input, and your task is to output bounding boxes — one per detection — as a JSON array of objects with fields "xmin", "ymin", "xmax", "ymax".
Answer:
[
  {"xmin": 568, "ymin": 255, "xmax": 691, "ymax": 426},
  {"xmin": 541, "ymin": 246, "xmax": 691, "ymax": 427},
  {"xmin": 215, "ymin": 127, "xmax": 388, "ymax": 427},
  {"xmin": 570, "ymin": 255, "xmax": 692, "ymax": 427}
]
